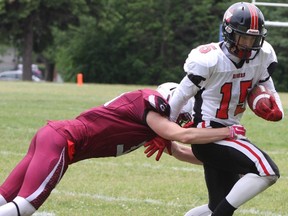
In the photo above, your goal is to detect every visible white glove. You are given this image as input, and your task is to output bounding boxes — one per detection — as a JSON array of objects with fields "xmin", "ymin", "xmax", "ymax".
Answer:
[{"xmin": 229, "ymin": 125, "xmax": 246, "ymax": 139}]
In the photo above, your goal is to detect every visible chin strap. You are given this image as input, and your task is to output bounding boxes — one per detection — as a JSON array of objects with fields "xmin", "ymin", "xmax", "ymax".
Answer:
[{"xmin": 230, "ymin": 45, "xmax": 251, "ymax": 61}]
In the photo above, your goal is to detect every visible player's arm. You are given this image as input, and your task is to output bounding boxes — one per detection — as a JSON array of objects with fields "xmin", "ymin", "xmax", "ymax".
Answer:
[
  {"xmin": 251, "ymin": 78, "xmax": 284, "ymax": 121},
  {"xmin": 254, "ymin": 60, "xmax": 284, "ymax": 121},
  {"xmin": 144, "ymin": 137, "xmax": 203, "ymax": 163},
  {"xmin": 261, "ymin": 78, "xmax": 284, "ymax": 120},
  {"xmin": 145, "ymin": 111, "xmax": 244, "ymax": 161},
  {"xmin": 170, "ymin": 141, "xmax": 202, "ymax": 165},
  {"xmin": 169, "ymin": 76, "xmax": 199, "ymax": 122},
  {"xmin": 146, "ymin": 111, "xmax": 242, "ymax": 144}
]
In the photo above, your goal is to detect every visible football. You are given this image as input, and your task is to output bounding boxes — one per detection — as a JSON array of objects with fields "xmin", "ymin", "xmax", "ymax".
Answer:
[{"xmin": 247, "ymin": 85, "xmax": 273, "ymax": 111}]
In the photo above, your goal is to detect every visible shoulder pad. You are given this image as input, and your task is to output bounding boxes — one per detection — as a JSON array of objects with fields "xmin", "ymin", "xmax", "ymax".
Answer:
[
  {"xmin": 147, "ymin": 94, "xmax": 170, "ymax": 117},
  {"xmin": 185, "ymin": 43, "xmax": 220, "ymax": 72}
]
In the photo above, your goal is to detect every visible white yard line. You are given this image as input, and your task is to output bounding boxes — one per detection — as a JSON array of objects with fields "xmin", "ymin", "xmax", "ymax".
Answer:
[
  {"xmin": 1, "ymin": 150, "xmax": 287, "ymax": 179},
  {"xmin": 34, "ymin": 212, "xmax": 55, "ymax": 216},
  {"xmin": 52, "ymin": 189, "xmax": 288, "ymax": 216},
  {"xmin": 0, "ymin": 150, "xmax": 24, "ymax": 157},
  {"xmin": 1, "ymin": 150, "xmax": 287, "ymax": 215}
]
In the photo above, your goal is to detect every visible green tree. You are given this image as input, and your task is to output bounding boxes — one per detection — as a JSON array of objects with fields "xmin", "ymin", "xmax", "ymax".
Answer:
[
  {"xmin": 0, "ymin": 0, "xmax": 88, "ymax": 81},
  {"xmin": 26, "ymin": 0, "xmax": 288, "ymax": 91},
  {"xmin": 56, "ymin": 0, "xmax": 225, "ymax": 84}
]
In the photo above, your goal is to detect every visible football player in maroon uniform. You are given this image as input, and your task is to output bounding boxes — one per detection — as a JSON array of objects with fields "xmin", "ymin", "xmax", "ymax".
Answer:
[{"xmin": 0, "ymin": 83, "xmax": 245, "ymax": 216}]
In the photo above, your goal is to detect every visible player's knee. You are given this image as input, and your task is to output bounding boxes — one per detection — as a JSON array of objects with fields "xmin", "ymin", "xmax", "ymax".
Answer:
[
  {"xmin": 265, "ymin": 175, "xmax": 278, "ymax": 186},
  {"xmin": 14, "ymin": 196, "xmax": 36, "ymax": 216},
  {"xmin": 273, "ymin": 164, "xmax": 280, "ymax": 178}
]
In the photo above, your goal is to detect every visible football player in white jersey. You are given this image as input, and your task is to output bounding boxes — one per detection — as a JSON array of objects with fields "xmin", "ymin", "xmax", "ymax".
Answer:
[{"xmin": 168, "ymin": 2, "xmax": 284, "ymax": 216}]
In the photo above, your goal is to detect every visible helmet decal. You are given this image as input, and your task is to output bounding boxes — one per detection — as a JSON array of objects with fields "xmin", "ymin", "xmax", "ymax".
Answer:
[
  {"xmin": 224, "ymin": 10, "xmax": 233, "ymax": 23},
  {"xmin": 247, "ymin": 3, "xmax": 259, "ymax": 31}
]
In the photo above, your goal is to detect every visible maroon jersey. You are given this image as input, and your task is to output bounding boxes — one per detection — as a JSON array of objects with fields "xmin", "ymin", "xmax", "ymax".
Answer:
[{"xmin": 48, "ymin": 89, "xmax": 170, "ymax": 162}]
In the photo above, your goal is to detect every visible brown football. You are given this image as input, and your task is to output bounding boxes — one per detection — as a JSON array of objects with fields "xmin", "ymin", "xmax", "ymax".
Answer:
[{"xmin": 247, "ymin": 85, "xmax": 273, "ymax": 111}]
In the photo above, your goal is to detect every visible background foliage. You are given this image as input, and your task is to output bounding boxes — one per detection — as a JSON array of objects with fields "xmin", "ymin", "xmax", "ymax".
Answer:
[{"xmin": 0, "ymin": 0, "xmax": 287, "ymax": 90}]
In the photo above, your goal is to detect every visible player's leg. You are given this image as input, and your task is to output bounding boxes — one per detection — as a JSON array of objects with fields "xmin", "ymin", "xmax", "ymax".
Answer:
[
  {"xmin": 224, "ymin": 147, "xmax": 279, "ymax": 209},
  {"xmin": 210, "ymin": 139, "xmax": 280, "ymax": 216},
  {"xmin": 0, "ymin": 131, "xmax": 39, "ymax": 205},
  {"xmin": 191, "ymin": 140, "xmax": 279, "ymax": 216},
  {"xmin": 0, "ymin": 125, "xmax": 69, "ymax": 215},
  {"xmin": 185, "ymin": 145, "xmax": 239, "ymax": 216},
  {"xmin": 0, "ymin": 196, "xmax": 35, "ymax": 216},
  {"xmin": 212, "ymin": 173, "xmax": 278, "ymax": 216},
  {"xmin": 0, "ymin": 195, "xmax": 7, "ymax": 206},
  {"xmin": 205, "ymin": 165, "xmax": 239, "ymax": 211},
  {"xmin": 226, "ymin": 173, "xmax": 278, "ymax": 208}
]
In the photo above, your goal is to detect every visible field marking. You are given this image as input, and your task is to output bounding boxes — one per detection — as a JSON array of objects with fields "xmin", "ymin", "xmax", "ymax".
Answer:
[
  {"xmin": 0, "ymin": 150, "xmax": 24, "ymax": 157},
  {"xmin": 84, "ymin": 160, "xmax": 288, "ymax": 180},
  {"xmin": 0, "ymin": 150, "xmax": 287, "ymax": 180},
  {"xmin": 52, "ymin": 189, "xmax": 288, "ymax": 216},
  {"xmin": 34, "ymin": 212, "xmax": 55, "ymax": 216},
  {"xmin": 0, "ymin": 150, "xmax": 286, "ymax": 215},
  {"xmin": 88, "ymin": 160, "xmax": 204, "ymax": 173},
  {"xmin": 239, "ymin": 208, "xmax": 286, "ymax": 216}
]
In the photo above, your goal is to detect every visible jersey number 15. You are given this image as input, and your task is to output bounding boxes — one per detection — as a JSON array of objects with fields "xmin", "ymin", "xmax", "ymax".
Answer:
[{"xmin": 216, "ymin": 80, "xmax": 252, "ymax": 119}]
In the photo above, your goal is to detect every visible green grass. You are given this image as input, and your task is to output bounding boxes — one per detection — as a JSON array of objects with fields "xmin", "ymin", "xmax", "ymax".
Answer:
[{"xmin": 0, "ymin": 81, "xmax": 287, "ymax": 216}]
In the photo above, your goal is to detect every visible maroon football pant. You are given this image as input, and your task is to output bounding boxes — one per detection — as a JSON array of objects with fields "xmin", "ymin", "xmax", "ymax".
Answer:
[{"xmin": 0, "ymin": 125, "xmax": 69, "ymax": 209}]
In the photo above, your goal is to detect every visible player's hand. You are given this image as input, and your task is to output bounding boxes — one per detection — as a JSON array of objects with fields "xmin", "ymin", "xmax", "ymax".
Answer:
[
  {"xmin": 254, "ymin": 97, "xmax": 282, "ymax": 121},
  {"xmin": 228, "ymin": 125, "xmax": 246, "ymax": 139},
  {"xmin": 144, "ymin": 136, "xmax": 172, "ymax": 161}
]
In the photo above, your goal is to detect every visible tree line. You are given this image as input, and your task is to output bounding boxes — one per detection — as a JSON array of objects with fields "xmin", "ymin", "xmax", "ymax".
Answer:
[{"xmin": 0, "ymin": 0, "xmax": 287, "ymax": 91}]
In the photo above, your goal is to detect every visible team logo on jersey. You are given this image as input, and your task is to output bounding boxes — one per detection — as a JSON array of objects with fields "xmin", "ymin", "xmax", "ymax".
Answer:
[
  {"xmin": 148, "ymin": 95, "xmax": 170, "ymax": 116},
  {"xmin": 233, "ymin": 73, "xmax": 245, "ymax": 79},
  {"xmin": 157, "ymin": 97, "xmax": 170, "ymax": 116}
]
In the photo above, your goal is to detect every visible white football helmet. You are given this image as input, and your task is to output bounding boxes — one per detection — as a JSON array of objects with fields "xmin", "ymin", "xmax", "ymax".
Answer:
[{"xmin": 157, "ymin": 82, "xmax": 194, "ymax": 126}]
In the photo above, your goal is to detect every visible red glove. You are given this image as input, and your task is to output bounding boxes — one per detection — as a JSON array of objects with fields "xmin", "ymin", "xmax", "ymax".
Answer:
[
  {"xmin": 254, "ymin": 97, "xmax": 282, "ymax": 121},
  {"xmin": 144, "ymin": 136, "xmax": 172, "ymax": 161},
  {"xmin": 228, "ymin": 125, "xmax": 246, "ymax": 139},
  {"xmin": 182, "ymin": 121, "xmax": 194, "ymax": 128}
]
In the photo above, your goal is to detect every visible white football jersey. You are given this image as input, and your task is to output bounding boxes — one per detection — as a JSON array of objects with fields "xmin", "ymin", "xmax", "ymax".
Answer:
[{"xmin": 169, "ymin": 41, "xmax": 278, "ymax": 126}]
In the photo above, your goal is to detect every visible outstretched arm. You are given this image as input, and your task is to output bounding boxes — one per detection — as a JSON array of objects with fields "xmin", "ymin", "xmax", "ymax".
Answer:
[
  {"xmin": 145, "ymin": 111, "xmax": 245, "ymax": 161},
  {"xmin": 146, "ymin": 111, "xmax": 232, "ymax": 144}
]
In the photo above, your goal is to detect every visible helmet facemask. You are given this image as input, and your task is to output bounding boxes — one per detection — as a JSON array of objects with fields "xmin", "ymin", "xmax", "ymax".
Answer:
[{"xmin": 226, "ymin": 27, "xmax": 266, "ymax": 61}]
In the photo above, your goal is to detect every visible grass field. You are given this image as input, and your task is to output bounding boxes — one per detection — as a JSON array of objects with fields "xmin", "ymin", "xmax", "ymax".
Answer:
[{"xmin": 0, "ymin": 81, "xmax": 287, "ymax": 216}]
